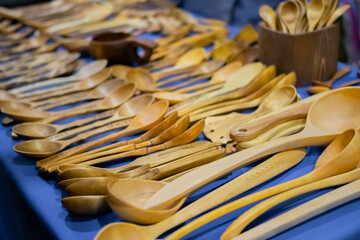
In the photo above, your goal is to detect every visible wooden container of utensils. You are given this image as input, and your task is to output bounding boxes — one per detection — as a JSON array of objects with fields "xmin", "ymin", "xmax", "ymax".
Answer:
[{"xmin": 259, "ymin": 22, "xmax": 339, "ymax": 87}]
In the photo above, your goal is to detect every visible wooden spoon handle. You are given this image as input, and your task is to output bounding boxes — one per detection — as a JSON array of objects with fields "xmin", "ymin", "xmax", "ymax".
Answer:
[
  {"xmin": 232, "ymin": 181, "xmax": 360, "ymax": 240},
  {"xmin": 33, "ymin": 91, "xmax": 94, "ymax": 110},
  {"xmin": 338, "ymin": 78, "xmax": 360, "ymax": 88},
  {"xmin": 156, "ymin": 148, "xmax": 307, "ymax": 238},
  {"xmin": 222, "ymin": 168, "xmax": 360, "ymax": 239},
  {"xmin": 230, "ymin": 100, "xmax": 311, "ymax": 142}
]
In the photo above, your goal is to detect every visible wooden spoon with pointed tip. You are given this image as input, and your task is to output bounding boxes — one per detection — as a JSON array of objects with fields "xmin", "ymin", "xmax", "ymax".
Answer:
[
  {"xmin": 3, "ymin": 83, "xmax": 135, "ymax": 123},
  {"xmin": 259, "ymin": 5, "xmax": 277, "ymax": 30}
]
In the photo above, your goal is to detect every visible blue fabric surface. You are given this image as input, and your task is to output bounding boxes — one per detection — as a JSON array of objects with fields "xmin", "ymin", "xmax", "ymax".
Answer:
[{"xmin": 0, "ymin": 29, "xmax": 360, "ymax": 240}]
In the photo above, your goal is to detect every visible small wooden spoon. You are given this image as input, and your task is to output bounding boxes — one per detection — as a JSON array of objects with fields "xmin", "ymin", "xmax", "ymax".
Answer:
[
  {"xmin": 279, "ymin": 1, "xmax": 299, "ymax": 34},
  {"xmin": 325, "ymin": 4, "xmax": 350, "ymax": 27},
  {"xmin": 311, "ymin": 67, "xmax": 351, "ymax": 88},
  {"xmin": 10, "ymin": 59, "xmax": 108, "ymax": 94},
  {"xmin": 143, "ymin": 87, "xmax": 360, "ymax": 210},
  {"xmin": 259, "ymin": 5, "xmax": 277, "ymax": 30},
  {"xmin": 125, "ymin": 68, "xmax": 171, "ymax": 92},
  {"xmin": 307, "ymin": 0, "xmax": 325, "ymax": 31},
  {"xmin": 3, "ymin": 83, "xmax": 135, "ymax": 123},
  {"xmin": 170, "ymin": 129, "xmax": 360, "ymax": 240}
]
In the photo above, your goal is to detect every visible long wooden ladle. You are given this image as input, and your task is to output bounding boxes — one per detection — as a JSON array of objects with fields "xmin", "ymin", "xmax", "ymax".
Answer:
[
  {"xmin": 2, "ymin": 83, "xmax": 135, "ymax": 123},
  {"xmin": 143, "ymin": 87, "xmax": 360, "ymax": 210},
  {"xmin": 168, "ymin": 129, "xmax": 360, "ymax": 240},
  {"xmin": 93, "ymin": 148, "xmax": 306, "ymax": 236},
  {"xmin": 11, "ymin": 59, "xmax": 108, "ymax": 95}
]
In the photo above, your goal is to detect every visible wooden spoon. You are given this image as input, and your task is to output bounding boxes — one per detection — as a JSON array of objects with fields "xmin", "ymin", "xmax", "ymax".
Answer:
[
  {"xmin": 55, "ymin": 141, "xmax": 217, "ymax": 181},
  {"xmin": 279, "ymin": 1, "xmax": 299, "ymax": 34},
  {"xmin": 48, "ymin": 94, "xmax": 154, "ymax": 142},
  {"xmin": 61, "ymin": 195, "xmax": 111, "ymax": 215},
  {"xmin": 234, "ymin": 178, "xmax": 360, "ymax": 240},
  {"xmin": 10, "ymin": 59, "xmax": 108, "ymax": 94},
  {"xmin": 259, "ymin": 5, "xmax": 277, "ymax": 30},
  {"xmin": 325, "ymin": 5, "xmax": 350, "ymax": 27},
  {"xmin": 3, "ymin": 83, "xmax": 135, "ymax": 123},
  {"xmin": 93, "ymin": 148, "xmax": 306, "ymax": 236},
  {"xmin": 222, "ymin": 129, "xmax": 360, "ymax": 239},
  {"xmin": 170, "ymin": 129, "xmax": 360, "ymax": 240},
  {"xmin": 36, "ymin": 110, "xmax": 177, "ymax": 170},
  {"xmin": 311, "ymin": 67, "xmax": 351, "ymax": 88},
  {"xmin": 190, "ymin": 85, "xmax": 297, "ymax": 123},
  {"xmin": 23, "ymin": 68, "xmax": 112, "ymax": 102},
  {"xmin": 142, "ymin": 87, "xmax": 360, "ymax": 210},
  {"xmin": 307, "ymin": 0, "xmax": 325, "ymax": 31},
  {"xmin": 175, "ymin": 61, "xmax": 243, "ymax": 93},
  {"xmin": 155, "ymin": 60, "xmax": 225, "ymax": 89}
]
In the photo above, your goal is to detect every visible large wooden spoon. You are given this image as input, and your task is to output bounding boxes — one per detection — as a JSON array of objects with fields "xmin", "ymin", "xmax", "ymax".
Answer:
[
  {"xmin": 143, "ymin": 87, "xmax": 360, "ymax": 210},
  {"xmin": 93, "ymin": 148, "xmax": 306, "ymax": 236},
  {"xmin": 169, "ymin": 129, "xmax": 360, "ymax": 240},
  {"xmin": 2, "ymin": 83, "xmax": 135, "ymax": 123}
]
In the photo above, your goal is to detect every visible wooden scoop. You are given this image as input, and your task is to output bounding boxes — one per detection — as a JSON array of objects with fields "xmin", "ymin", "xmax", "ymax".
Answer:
[
  {"xmin": 143, "ymin": 87, "xmax": 360, "ymax": 210},
  {"xmin": 10, "ymin": 59, "xmax": 108, "ymax": 94},
  {"xmin": 3, "ymin": 83, "xmax": 135, "ymax": 123},
  {"xmin": 170, "ymin": 129, "xmax": 360, "ymax": 240},
  {"xmin": 93, "ymin": 148, "xmax": 306, "ymax": 238},
  {"xmin": 222, "ymin": 129, "xmax": 360, "ymax": 239},
  {"xmin": 234, "ymin": 178, "xmax": 360, "ymax": 240}
]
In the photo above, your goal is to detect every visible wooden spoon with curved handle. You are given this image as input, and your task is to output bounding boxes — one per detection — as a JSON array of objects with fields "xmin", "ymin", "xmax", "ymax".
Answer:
[{"xmin": 233, "ymin": 178, "xmax": 360, "ymax": 240}]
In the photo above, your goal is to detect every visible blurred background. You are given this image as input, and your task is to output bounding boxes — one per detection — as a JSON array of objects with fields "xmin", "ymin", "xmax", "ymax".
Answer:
[{"xmin": 0, "ymin": 0, "xmax": 358, "ymax": 65}]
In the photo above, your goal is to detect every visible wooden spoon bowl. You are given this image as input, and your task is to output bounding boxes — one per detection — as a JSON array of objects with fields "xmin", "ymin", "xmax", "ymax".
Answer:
[
  {"xmin": 107, "ymin": 178, "xmax": 186, "ymax": 224},
  {"xmin": 61, "ymin": 195, "xmax": 111, "ymax": 215}
]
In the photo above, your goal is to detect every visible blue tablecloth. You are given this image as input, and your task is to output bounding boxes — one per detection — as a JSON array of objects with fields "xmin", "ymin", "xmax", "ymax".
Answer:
[{"xmin": 0, "ymin": 26, "xmax": 360, "ymax": 240}]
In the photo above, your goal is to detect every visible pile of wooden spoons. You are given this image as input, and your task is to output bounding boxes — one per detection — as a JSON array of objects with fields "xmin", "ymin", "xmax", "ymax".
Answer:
[{"xmin": 260, "ymin": 0, "xmax": 350, "ymax": 33}]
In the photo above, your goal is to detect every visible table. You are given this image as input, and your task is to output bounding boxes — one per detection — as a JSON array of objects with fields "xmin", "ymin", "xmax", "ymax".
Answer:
[{"xmin": 0, "ymin": 27, "xmax": 360, "ymax": 240}]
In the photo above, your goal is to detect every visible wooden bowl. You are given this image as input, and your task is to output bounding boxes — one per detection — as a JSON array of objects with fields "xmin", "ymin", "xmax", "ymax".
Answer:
[{"xmin": 259, "ymin": 22, "xmax": 339, "ymax": 87}]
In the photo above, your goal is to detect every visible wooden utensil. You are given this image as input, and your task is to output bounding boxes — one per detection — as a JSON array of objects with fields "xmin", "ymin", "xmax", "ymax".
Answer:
[
  {"xmin": 224, "ymin": 154, "xmax": 360, "ymax": 238},
  {"xmin": 175, "ymin": 61, "xmax": 242, "ymax": 93},
  {"xmin": 238, "ymin": 119, "xmax": 306, "ymax": 148},
  {"xmin": 279, "ymin": 1, "xmax": 299, "ymax": 33},
  {"xmin": 233, "ymin": 178, "xmax": 360, "ymax": 240},
  {"xmin": 2, "ymin": 83, "xmax": 135, "ymax": 123},
  {"xmin": 94, "ymin": 148, "xmax": 306, "ymax": 236},
  {"xmin": 10, "ymin": 59, "xmax": 108, "ymax": 94},
  {"xmin": 259, "ymin": 5, "xmax": 277, "ymax": 30},
  {"xmin": 168, "ymin": 129, "xmax": 360, "ymax": 240},
  {"xmin": 325, "ymin": 4, "xmax": 350, "ymax": 27},
  {"xmin": 311, "ymin": 67, "xmax": 351, "ymax": 88},
  {"xmin": 36, "ymin": 110, "xmax": 178, "ymax": 170},
  {"xmin": 143, "ymin": 87, "xmax": 360, "ymax": 210},
  {"xmin": 48, "ymin": 94, "xmax": 154, "ymax": 142},
  {"xmin": 307, "ymin": 0, "xmax": 325, "ymax": 31},
  {"xmin": 190, "ymin": 85, "xmax": 297, "ymax": 122},
  {"xmin": 48, "ymin": 114, "xmax": 190, "ymax": 171},
  {"xmin": 55, "ymin": 141, "xmax": 218, "ymax": 181},
  {"xmin": 12, "ymin": 109, "xmax": 116, "ymax": 140}
]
